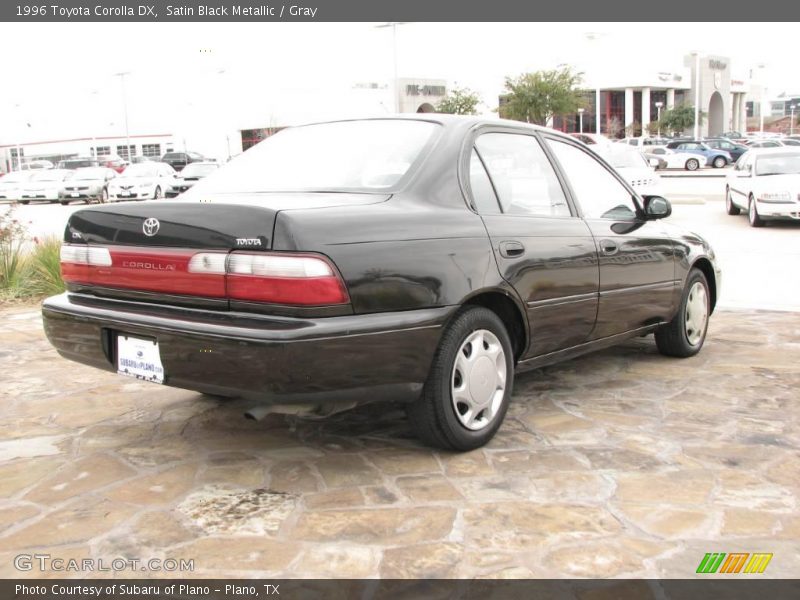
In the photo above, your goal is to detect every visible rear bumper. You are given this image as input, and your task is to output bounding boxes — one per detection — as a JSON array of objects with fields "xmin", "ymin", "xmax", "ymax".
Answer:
[{"xmin": 42, "ymin": 293, "xmax": 451, "ymax": 404}]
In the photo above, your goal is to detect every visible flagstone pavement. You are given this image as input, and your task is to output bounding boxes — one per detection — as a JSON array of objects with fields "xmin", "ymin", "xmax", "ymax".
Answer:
[{"xmin": 1, "ymin": 303, "xmax": 798, "ymax": 579}]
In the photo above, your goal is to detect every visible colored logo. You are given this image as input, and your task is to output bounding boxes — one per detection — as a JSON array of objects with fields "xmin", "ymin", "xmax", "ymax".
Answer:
[{"xmin": 696, "ymin": 552, "xmax": 773, "ymax": 574}]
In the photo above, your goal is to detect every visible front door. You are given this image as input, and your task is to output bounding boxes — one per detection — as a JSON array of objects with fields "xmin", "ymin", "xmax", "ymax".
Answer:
[
  {"xmin": 468, "ymin": 130, "xmax": 599, "ymax": 358},
  {"xmin": 544, "ymin": 136, "xmax": 677, "ymax": 339}
]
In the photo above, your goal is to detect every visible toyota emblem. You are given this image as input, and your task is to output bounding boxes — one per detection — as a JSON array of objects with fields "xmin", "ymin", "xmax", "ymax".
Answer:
[{"xmin": 142, "ymin": 218, "xmax": 160, "ymax": 237}]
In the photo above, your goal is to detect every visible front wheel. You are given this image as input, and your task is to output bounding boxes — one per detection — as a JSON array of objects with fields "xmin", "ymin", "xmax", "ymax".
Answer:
[
  {"xmin": 101, "ymin": 188, "xmax": 109, "ymax": 203},
  {"xmin": 725, "ymin": 187, "xmax": 741, "ymax": 215},
  {"xmin": 685, "ymin": 158, "xmax": 700, "ymax": 171},
  {"xmin": 655, "ymin": 268, "xmax": 710, "ymax": 358},
  {"xmin": 748, "ymin": 195, "xmax": 764, "ymax": 227},
  {"xmin": 712, "ymin": 156, "xmax": 727, "ymax": 168},
  {"xmin": 154, "ymin": 186, "xmax": 162, "ymax": 199},
  {"xmin": 407, "ymin": 306, "xmax": 514, "ymax": 450}
]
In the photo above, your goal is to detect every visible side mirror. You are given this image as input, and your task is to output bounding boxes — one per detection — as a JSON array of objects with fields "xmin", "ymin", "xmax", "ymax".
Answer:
[{"xmin": 642, "ymin": 195, "xmax": 672, "ymax": 220}]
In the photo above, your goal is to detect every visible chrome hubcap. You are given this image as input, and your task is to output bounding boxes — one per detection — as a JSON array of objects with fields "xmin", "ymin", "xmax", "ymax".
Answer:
[
  {"xmin": 451, "ymin": 329, "xmax": 506, "ymax": 431},
  {"xmin": 685, "ymin": 281, "xmax": 708, "ymax": 346}
]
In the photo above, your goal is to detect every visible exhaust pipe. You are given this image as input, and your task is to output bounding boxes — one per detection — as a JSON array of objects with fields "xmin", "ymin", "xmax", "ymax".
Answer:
[{"xmin": 244, "ymin": 400, "xmax": 358, "ymax": 421}]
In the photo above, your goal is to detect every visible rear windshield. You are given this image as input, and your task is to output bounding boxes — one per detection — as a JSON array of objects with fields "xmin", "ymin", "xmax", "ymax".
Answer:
[
  {"xmin": 185, "ymin": 119, "xmax": 440, "ymax": 195},
  {"xmin": 755, "ymin": 153, "xmax": 800, "ymax": 176},
  {"xmin": 74, "ymin": 168, "xmax": 108, "ymax": 180},
  {"xmin": 182, "ymin": 163, "xmax": 218, "ymax": 177}
]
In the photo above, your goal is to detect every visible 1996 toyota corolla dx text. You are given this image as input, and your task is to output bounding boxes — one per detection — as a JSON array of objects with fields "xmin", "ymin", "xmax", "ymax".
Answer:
[{"xmin": 42, "ymin": 116, "xmax": 721, "ymax": 450}]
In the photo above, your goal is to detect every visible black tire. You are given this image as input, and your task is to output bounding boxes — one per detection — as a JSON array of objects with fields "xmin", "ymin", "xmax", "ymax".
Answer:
[
  {"xmin": 19, "ymin": 200, "xmax": 29, "ymax": 205},
  {"xmin": 655, "ymin": 268, "xmax": 710, "ymax": 358},
  {"xmin": 725, "ymin": 187, "xmax": 741, "ymax": 215},
  {"xmin": 407, "ymin": 306, "xmax": 514, "ymax": 451},
  {"xmin": 59, "ymin": 200, "xmax": 69, "ymax": 206},
  {"xmin": 748, "ymin": 194, "xmax": 764, "ymax": 227},
  {"xmin": 101, "ymin": 188, "xmax": 109, "ymax": 203},
  {"xmin": 685, "ymin": 158, "xmax": 700, "ymax": 171},
  {"xmin": 712, "ymin": 156, "xmax": 727, "ymax": 168},
  {"xmin": 154, "ymin": 186, "xmax": 162, "ymax": 199}
]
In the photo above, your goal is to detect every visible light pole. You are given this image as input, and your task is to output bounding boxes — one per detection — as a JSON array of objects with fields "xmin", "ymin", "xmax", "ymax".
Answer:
[
  {"xmin": 14, "ymin": 103, "xmax": 24, "ymax": 172},
  {"xmin": 692, "ymin": 52, "xmax": 701, "ymax": 139},
  {"xmin": 376, "ymin": 22, "xmax": 407, "ymax": 113},
  {"xmin": 113, "ymin": 71, "xmax": 132, "ymax": 161},
  {"xmin": 577, "ymin": 108, "xmax": 585, "ymax": 134},
  {"xmin": 655, "ymin": 101, "xmax": 663, "ymax": 137},
  {"xmin": 585, "ymin": 32, "xmax": 603, "ymax": 135},
  {"xmin": 756, "ymin": 64, "xmax": 767, "ymax": 134},
  {"xmin": 790, "ymin": 104, "xmax": 796, "ymax": 136}
]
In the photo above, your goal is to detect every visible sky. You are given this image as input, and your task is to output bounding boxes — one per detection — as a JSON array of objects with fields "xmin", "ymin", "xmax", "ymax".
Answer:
[{"xmin": 1, "ymin": 22, "xmax": 798, "ymax": 155}]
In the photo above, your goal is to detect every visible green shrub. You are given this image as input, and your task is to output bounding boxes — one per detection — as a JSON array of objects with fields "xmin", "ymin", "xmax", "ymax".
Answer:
[
  {"xmin": 0, "ymin": 206, "xmax": 28, "ymax": 293},
  {"xmin": 23, "ymin": 236, "xmax": 65, "ymax": 297}
]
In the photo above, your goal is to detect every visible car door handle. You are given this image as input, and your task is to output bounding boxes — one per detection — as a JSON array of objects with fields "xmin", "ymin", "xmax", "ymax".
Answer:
[
  {"xmin": 599, "ymin": 239, "xmax": 619, "ymax": 255},
  {"xmin": 499, "ymin": 241, "xmax": 525, "ymax": 258}
]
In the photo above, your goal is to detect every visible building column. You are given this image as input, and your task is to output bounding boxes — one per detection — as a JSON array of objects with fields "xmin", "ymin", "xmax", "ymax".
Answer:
[
  {"xmin": 740, "ymin": 94, "xmax": 748, "ymax": 133},
  {"xmin": 730, "ymin": 94, "xmax": 737, "ymax": 132},
  {"xmin": 667, "ymin": 88, "xmax": 675, "ymax": 109},
  {"xmin": 595, "ymin": 89, "xmax": 601, "ymax": 135},
  {"xmin": 641, "ymin": 87, "xmax": 651, "ymax": 136},
  {"xmin": 624, "ymin": 87, "xmax": 635, "ymax": 134}
]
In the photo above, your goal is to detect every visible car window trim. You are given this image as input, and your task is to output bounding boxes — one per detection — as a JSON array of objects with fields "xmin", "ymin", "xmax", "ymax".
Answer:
[
  {"xmin": 540, "ymin": 133, "xmax": 645, "ymax": 221},
  {"xmin": 469, "ymin": 146, "xmax": 503, "ymax": 214},
  {"xmin": 458, "ymin": 124, "xmax": 580, "ymax": 219}
]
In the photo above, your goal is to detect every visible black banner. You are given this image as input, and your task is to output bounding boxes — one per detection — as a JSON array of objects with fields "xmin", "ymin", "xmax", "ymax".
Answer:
[
  {"xmin": 2, "ymin": 0, "xmax": 800, "ymax": 22},
  {"xmin": 3, "ymin": 579, "xmax": 800, "ymax": 600}
]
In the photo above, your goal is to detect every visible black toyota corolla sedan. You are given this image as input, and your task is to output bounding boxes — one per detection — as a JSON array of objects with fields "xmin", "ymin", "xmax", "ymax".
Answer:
[{"xmin": 42, "ymin": 116, "xmax": 721, "ymax": 450}]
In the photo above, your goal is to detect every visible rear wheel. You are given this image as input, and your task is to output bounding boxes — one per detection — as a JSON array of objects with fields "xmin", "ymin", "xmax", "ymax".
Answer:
[
  {"xmin": 19, "ymin": 200, "xmax": 29, "ymax": 205},
  {"xmin": 655, "ymin": 268, "xmax": 710, "ymax": 358},
  {"xmin": 725, "ymin": 187, "xmax": 741, "ymax": 215},
  {"xmin": 685, "ymin": 158, "xmax": 700, "ymax": 171},
  {"xmin": 748, "ymin": 194, "xmax": 764, "ymax": 227},
  {"xmin": 712, "ymin": 156, "xmax": 727, "ymax": 168},
  {"xmin": 407, "ymin": 306, "xmax": 514, "ymax": 450},
  {"xmin": 59, "ymin": 200, "xmax": 69, "ymax": 206}
]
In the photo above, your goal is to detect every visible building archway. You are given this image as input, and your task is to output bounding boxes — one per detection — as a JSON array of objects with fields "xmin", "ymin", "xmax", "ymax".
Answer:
[
  {"xmin": 416, "ymin": 103, "xmax": 435, "ymax": 113},
  {"xmin": 708, "ymin": 92, "xmax": 724, "ymax": 136}
]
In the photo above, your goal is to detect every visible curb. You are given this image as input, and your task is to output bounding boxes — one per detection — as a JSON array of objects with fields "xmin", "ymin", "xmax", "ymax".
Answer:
[{"xmin": 668, "ymin": 196, "xmax": 706, "ymax": 205}]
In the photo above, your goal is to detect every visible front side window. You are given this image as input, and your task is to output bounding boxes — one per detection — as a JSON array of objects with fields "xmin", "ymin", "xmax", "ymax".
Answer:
[
  {"xmin": 547, "ymin": 138, "xmax": 638, "ymax": 220},
  {"xmin": 187, "ymin": 120, "xmax": 439, "ymax": 195},
  {"xmin": 474, "ymin": 133, "xmax": 570, "ymax": 217}
]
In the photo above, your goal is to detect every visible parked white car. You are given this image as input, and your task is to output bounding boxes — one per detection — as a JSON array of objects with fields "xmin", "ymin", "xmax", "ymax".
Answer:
[
  {"xmin": 596, "ymin": 145, "xmax": 665, "ymax": 198},
  {"xmin": 20, "ymin": 169, "xmax": 74, "ymax": 203},
  {"xmin": 107, "ymin": 162, "xmax": 177, "ymax": 201},
  {"xmin": 725, "ymin": 148, "xmax": 800, "ymax": 227},
  {"xmin": 647, "ymin": 147, "xmax": 708, "ymax": 171},
  {"xmin": 0, "ymin": 171, "xmax": 35, "ymax": 201}
]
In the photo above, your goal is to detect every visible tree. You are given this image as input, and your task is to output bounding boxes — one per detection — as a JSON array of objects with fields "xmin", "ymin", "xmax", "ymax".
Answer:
[
  {"xmin": 436, "ymin": 87, "xmax": 481, "ymax": 115},
  {"xmin": 499, "ymin": 67, "xmax": 585, "ymax": 126},
  {"xmin": 659, "ymin": 105, "xmax": 706, "ymax": 135}
]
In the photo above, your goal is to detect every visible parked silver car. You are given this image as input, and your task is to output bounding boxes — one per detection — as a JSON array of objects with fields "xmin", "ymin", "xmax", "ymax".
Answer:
[
  {"xmin": 59, "ymin": 167, "xmax": 118, "ymax": 204},
  {"xmin": 20, "ymin": 169, "xmax": 74, "ymax": 203},
  {"xmin": 164, "ymin": 161, "xmax": 219, "ymax": 197},
  {"xmin": 0, "ymin": 171, "xmax": 35, "ymax": 201}
]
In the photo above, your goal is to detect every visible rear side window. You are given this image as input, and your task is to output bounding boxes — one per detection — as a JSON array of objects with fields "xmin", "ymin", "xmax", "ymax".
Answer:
[
  {"xmin": 468, "ymin": 150, "xmax": 500, "ymax": 213},
  {"xmin": 474, "ymin": 133, "xmax": 570, "ymax": 217}
]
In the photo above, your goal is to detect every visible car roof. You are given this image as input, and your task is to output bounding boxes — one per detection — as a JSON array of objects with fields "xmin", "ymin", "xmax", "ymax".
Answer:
[{"xmin": 747, "ymin": 147, "xmax": 800, "ymax": 155}]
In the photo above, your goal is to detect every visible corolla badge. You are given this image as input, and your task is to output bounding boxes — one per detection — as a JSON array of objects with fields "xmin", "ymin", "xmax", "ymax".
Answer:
[{"xmin": 142, "ymin": 218, "xmax": 160, "ymax": 237}]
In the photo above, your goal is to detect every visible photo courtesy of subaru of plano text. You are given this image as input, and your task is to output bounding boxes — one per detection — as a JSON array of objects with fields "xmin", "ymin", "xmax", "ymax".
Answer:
[{"xmin": 42, "ymin": 116, "xmax": 721, "ymax": 450}]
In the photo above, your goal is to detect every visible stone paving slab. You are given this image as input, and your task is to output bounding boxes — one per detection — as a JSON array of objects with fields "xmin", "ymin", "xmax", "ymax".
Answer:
[{"xmin": 0, "ymin": 303, "xmax": 798, "ymax": 578}]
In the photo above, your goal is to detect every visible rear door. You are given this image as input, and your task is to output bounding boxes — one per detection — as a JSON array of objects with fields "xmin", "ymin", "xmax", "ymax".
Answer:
[
  {"xmin": 544, "ymin": 136, "xmax": 677, "ymax": 339},
  {"xmin": 468, "ymin": 129, "xmax": 599, "ymax": 358}
]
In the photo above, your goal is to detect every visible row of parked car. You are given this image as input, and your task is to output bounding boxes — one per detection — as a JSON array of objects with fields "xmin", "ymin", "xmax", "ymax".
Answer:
[{"xmin": 0, "ymin": 159, "xmax": 219, "ymax": 204}]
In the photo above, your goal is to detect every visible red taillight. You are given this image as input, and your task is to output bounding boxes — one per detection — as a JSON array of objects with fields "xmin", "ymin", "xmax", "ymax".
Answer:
[{"xmin": 60, "ymin": 245, "xmax": 349, "ymax": 306}]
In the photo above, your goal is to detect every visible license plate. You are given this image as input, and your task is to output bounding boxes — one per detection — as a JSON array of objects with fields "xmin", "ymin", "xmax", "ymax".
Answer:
[
  {"xmin": 71, "ymin": 193, "xmax": 80, "ymax": 197},
  {"xmin": 117, "ymin": 334, "xmax": 164, "ymax": 383},
  {"xmin": 120, "ymin": 192, "xmax": 132, "ymax": 197}
]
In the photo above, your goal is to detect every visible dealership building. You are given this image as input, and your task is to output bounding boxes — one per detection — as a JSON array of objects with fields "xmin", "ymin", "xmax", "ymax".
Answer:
[{"xmin": 546, "ymin": 54, "xmax": 751, "ymax": 138}]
